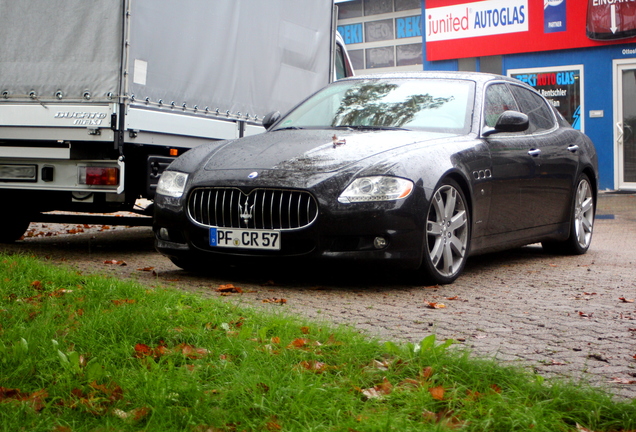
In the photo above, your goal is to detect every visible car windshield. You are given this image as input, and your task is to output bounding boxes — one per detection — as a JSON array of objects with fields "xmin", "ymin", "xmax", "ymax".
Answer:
[{"xmin": 273, "ymin": 78, "xmax": 475, "ymax": 133}]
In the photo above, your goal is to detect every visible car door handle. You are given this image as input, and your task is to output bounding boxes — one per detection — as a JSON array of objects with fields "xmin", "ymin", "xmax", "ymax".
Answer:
[
  {"xmin": 528, "ymin": 149, "xmax": 541, "ymax": 157},
  {"xmin": 567, "ymin": 145, "xmax": 579, "ymax": 153}
]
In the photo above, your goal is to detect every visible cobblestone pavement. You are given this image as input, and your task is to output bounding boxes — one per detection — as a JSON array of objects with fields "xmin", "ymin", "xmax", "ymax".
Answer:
[{"xmin": 3, "ymin": 193, "xmax": 636, "ymax": 399}]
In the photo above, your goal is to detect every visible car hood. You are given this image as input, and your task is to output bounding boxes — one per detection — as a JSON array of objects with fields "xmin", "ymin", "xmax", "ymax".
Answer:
[{"xmin": 203, "ymin": 129, "xmax": 458, "ymax": 174}]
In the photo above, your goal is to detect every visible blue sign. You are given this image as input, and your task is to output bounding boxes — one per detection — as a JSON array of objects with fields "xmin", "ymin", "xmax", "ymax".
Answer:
[
  {"xmin": 544, "ymin": 0, "xmax": 566, "ymax": 33},
  {"xmin": 338, "ymin": 24, "xmax": 363, "ymax": 44},
  {"xmin": 396, "ymin": 15, "xmax": 421, "ymax": 39}
]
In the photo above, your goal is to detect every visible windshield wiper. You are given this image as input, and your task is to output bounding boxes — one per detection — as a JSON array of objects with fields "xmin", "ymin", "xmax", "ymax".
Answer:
[
  {"xmin": 334, "ymin": 125, "xmax": 408, "ymax": 131},
  {"xmin": 272, "ymin": 126, "xmax": 303, "ymax": 131}
]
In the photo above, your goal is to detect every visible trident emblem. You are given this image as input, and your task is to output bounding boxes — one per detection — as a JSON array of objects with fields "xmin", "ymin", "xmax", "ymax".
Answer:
[{"xmin": 238, "ymin": 196, "xmax": 255, "ymax": 226}]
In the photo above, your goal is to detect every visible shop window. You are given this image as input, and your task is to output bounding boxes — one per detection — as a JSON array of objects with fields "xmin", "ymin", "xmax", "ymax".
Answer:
[
  {"xmin": 348, "ymin": 49, "xmax": 365, "ymax": 71},
  {"xmin": 396, "ymin": 43, "xmax": 422, "ymax": 66},
  {"xmin": 458, "ymin": 58, "xmax": 477, "ymax": 72},
  {"xmin": 480, "ymin": 56, "xmax": 502, "ymax": 75},
  {"xmin": 364, "ymin": 0, "xmax": 393, "ymax": 16},
  {"xmin": 366, "ymin": 46, "xmax": 395, "ymax": 68},
  {"xmin": 395, "ymin": 0, "xmax": 420, "ymax": 12},
  {"xmin": 365, "ymin": 19, "xmax": 394, "ymax": 42},
  {"xmin": 338, "ymin": 0, "xmax": 363, "ymax": 19}
]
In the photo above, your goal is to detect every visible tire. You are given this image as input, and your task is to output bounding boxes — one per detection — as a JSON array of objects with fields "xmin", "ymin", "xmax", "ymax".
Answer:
[
  {"xmin": 0, "ymin": 214, "xmax": 31, "ymax": 243},
  {"xmin": 419, "ymin": 179, "xmax": 471, "ymax": 284},
  {"xmin": 542, "ymin": 173, "xmax": 594, "ymax": 255}
]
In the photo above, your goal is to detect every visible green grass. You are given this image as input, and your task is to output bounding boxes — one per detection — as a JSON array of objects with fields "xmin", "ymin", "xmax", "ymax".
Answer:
[{"xmin": 1, "ymin": 253, "xmax": 635, "ymax": 431}]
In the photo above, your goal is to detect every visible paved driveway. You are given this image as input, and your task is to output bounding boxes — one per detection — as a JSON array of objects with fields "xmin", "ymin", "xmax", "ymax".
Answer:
[{"xmin": 4, "ymin": 193, "xmax": 636, "ymax": 399}]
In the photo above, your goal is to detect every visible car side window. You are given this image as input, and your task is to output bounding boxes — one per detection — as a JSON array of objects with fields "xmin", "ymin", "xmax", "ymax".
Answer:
[
  {"xmin": 509, "ymin": 85, "xmax": 556, "ymax": 134},
  {"xmin": 484, "ymin": 84, "xmax": 519, "ymax": 128}
]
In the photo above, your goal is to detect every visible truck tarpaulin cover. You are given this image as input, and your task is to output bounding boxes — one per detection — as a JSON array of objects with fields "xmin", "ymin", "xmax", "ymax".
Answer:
[
  {"xmin": 0, "ymin": 0, "xmax": 124, "ymax": 101},
  {"xmin": 0, "ymin": 0, "xmax": 334, "ymax": 118},
  {"xmin": 129, "ymin": 0, "xmax": 333, "ymax": 118}
]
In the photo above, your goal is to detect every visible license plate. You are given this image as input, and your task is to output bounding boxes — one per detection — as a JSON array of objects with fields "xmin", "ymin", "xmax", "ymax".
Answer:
[
  {"xmin": 0, "ymin": 164, "xmax": 37, "ymax": 181},
  {"xmin": 210, "ymin": 228, "xmax": 281, "ymax": 250}
]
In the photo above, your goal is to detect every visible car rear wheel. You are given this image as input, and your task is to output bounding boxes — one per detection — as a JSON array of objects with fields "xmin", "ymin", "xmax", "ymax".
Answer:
[
  {"xmin": 542, "ymin": 173, "xmax": 594, "ymax": 255},
  {"xmin": 420, "ymin": 180, "xmax": 470, "ymax": 284}
]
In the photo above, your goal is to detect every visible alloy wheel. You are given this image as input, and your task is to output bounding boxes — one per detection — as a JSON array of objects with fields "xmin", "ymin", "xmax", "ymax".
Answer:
[
  {"xmin": 573, "ymin": 177, "xmax": 594, "ymax": 249},
  {"xmin": 425, "ymin": 184, "xmax": 469, "ymax": 279}
]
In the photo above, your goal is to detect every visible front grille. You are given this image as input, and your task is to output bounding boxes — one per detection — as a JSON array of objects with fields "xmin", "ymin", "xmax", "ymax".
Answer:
[{"xmin": 188, "ymin": 187, "xmax": 318, "ymax": 230}]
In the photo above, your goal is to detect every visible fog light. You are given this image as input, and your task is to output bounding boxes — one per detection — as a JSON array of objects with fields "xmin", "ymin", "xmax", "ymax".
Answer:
[
  {"xmin": 159, "ymin": 228, "xmax": 170, "ymax": 241},
  {"xmin": 373, "ymin": 236, "xmax": 387, "ymax": 249}
]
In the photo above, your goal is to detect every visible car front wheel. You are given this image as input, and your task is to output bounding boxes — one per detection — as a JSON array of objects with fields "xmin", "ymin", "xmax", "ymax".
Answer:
[{"xmin": 420, "ymin": 180, "xmax": 470, "ymax": 284}]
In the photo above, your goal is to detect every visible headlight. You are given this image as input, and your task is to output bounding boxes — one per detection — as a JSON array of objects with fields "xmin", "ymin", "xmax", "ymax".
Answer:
[
  {"xmin": 338, "ymin": 176, "xmax": 413, "ymax": 203},
  {"xmin": 156, "ymin": 171, "xmax": 189, "ymax": 198}
]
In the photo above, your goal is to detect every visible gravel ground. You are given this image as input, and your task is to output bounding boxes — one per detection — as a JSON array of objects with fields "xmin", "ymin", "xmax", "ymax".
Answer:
[{"xmin": 3, "ymin": 192, "xmax": 636, "ymax": 400}]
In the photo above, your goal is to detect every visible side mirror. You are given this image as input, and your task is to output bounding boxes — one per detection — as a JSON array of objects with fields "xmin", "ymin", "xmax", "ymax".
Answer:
[
  {"xmin": 262, "ymin": 111, "xmax": 281, "ymax": 130},
  {"xmin": 482, "ymin": 110, "xmax": 529, "ymax": 136}
]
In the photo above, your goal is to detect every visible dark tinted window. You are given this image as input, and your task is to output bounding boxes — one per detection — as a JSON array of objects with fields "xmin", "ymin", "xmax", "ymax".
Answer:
[
  {"xmin": 335, "ymin": 44, "xmax": 347, "ymax": 80},
  {"xmin": 484, "ymin": 84, "xmax": 518, "ymax": 127},
  {"xmin": 509, "ymin": 85, "xmax": 556, "ymax": 133}
]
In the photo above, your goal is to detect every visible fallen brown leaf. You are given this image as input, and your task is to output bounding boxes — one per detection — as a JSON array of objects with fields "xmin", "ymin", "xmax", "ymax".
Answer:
[
  {"xmin": 420, "ymin": 366, "xmax": 434, "ymax": 380},
  {"xmin": 428, "ymin": 386, "xmax": 445, "ymax": 400},
  {"xmin": 424, "ymin": 301, "xmax": 446, "ymax": 309},
  {"xmin": 608, "ymin": 377, "xmax": 636, "ymax": 384},
  {"xmin": 298, "ymin": 360, "xmax": 329, "ymax": 373},
  {"xmin": 262, "ymin": 298, "xmax": 287, "ymax": 304},
  {"xmin": 361, "ymin": 377, "xmax": 393, "ymax": 399},
  {"xmin": 104, "ymin": 260, "xmax": 127, "ymax": 266},
  {"xmin": 0, "ymin": 387, "xmax": 48, "ymax": 412},
  {"xmin": 216, "ymin": 284, "xmax": 243, "ymax": 294},
  {"xmin": 112, "ymin": 299, "xmax": 136, "ymax": 306},
  {"xmin": 286, "ymin": 338, "xmax": 320, "ymax": 349}
]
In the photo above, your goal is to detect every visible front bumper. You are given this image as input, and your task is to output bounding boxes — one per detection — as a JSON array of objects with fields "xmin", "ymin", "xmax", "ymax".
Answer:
[{"xmin": 154, "ymin": 193, "xmax": 426, "ymax": 269}]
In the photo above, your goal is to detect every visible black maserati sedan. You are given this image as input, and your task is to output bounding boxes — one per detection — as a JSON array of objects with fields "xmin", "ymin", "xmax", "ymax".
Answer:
[{"xmin": 153, "ymin": 71, "xmax": 598, "ymax": 284}]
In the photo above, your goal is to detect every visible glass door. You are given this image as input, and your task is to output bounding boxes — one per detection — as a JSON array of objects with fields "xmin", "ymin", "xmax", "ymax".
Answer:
[{"xmin": 616, "ymin": 61, "xmax": 636, "ymax": 190}]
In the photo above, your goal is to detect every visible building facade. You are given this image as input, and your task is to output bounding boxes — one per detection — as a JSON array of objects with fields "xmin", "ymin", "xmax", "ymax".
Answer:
[{"xmin": 336, "ymin": 0, "xmax": 423, "ymax": 73}]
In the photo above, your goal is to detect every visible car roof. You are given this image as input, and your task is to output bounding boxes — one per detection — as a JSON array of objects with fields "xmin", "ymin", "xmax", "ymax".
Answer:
[{"xmin": 340, "ymin": 71, "xmax": 522, "ymax": 86}]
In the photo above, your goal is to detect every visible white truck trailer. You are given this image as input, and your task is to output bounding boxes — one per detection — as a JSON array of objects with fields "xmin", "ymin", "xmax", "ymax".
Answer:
[{"xmin": 0, "ymin": 0, "xmax": 353, "ymax": 241}]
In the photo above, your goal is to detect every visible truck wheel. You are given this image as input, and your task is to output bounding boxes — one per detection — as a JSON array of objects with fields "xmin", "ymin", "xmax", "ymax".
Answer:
[{"xmin": 0, "ymin": 214, "xmax": 31, "ymax": 243}]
